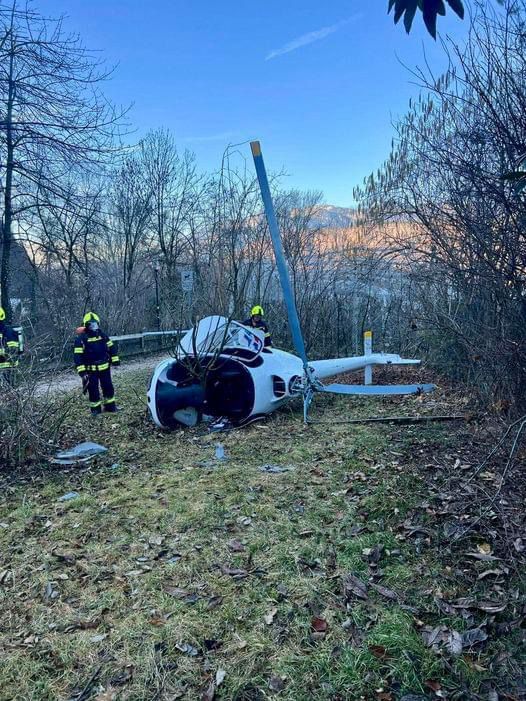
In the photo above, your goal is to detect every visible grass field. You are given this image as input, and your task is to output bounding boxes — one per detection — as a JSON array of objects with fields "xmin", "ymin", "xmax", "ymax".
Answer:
[{"xmin": 0, "ymin": 370, "xmax": 524, "ymax": 700}]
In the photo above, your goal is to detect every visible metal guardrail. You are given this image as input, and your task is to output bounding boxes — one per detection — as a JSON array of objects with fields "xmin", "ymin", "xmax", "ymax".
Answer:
[
  {"xmin": 14, "ymin": 328, "xmax": 189, "ymax": 374},
  {"xmin": 109, "ymin": 329, "xmax": 189, "ymax": 359}
]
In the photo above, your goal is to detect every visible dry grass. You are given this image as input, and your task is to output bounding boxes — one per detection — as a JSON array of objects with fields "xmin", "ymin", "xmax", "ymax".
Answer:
[{"xmin": 0, "ymin": 370, "xmax": 524, "ymax": 700}]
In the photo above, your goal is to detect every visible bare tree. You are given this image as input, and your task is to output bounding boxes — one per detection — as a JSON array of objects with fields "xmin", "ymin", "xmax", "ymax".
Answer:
[
  {"xmin": 0, "ymin": 1, "xmax": 126, "ymax": 320},
  {"xmin": 142, "ymin": 129, "xmax": 202, "ymax": 296},
  {"xmin": 356, "ymin": 0, "xmax": 526, "ymax": 411},
  {"xmin": 109, "ymin": 153, "xmax": 153, "ymax": 296}
]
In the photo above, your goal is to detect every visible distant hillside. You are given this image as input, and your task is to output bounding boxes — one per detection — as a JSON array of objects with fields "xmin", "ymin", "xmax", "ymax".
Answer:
[{"xmin": 311, "ymin": 205, "xmax": 356, "ymax": 229}]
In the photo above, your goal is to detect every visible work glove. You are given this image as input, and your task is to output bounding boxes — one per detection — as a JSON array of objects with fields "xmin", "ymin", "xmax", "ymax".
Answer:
[
  {"xmin": 112, "ymin": 359, "xmax": 121, "ymax": 367},
  {"xmin": 81, "ymin": 373, "xmax": 89, "ymax": 393}
]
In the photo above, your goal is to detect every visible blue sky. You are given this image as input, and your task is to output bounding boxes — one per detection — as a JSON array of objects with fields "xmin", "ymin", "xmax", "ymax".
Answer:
[{"xmin": 43, "ymin": 0, "xmax": 469, "ymax": 206}]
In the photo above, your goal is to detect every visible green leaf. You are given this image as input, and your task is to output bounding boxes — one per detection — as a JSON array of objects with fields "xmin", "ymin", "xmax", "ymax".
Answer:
[
  {"xmin": 422, "ymin": 0, "xmax": 441, "ymax": 39},
  {"xmin": 446, "ymin": 0, "xmax": 465, "ymax": 18},
  {"xmin": 394, "ymin": 0, "xmax": 409, "ymax": 24},
  {"xmin": 403, "ymin": 0, "xmax": 419, "ymax": 33}
]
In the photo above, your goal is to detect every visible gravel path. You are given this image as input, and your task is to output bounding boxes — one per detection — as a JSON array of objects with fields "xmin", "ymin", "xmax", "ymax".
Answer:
[{"xmin": 35, "ymin": 354, "xmax": 167, "ymax": 397}]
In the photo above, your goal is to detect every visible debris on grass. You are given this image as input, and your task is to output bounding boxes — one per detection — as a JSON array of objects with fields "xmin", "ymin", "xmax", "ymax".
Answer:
[
  {"xmin": 1, "ymin": 367, "xmax": 524, "ymax": 700},
  {"xmin": 259, "ymin": 463, "xmax": 291, "ymax": 473},
  {"xmin": 58, "ymin": 490, "xmax": 80, "ymax": 502},
  {"xmin": 52, "ymin": 441, "xmax": 107, "ymax": 464}
]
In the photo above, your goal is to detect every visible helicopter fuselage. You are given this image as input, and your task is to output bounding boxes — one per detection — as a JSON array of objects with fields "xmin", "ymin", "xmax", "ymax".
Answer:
[{"xmin": 146, "ymin": 316, "xmax": 422, "ymax": 429}]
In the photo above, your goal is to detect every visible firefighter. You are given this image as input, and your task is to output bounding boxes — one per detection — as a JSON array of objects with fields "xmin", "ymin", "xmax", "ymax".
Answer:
[
  {"xmin": 74, "ymin": 312, "xmax": 120, "ymax": 415},
  {"xmin": 243, "ymin": 305, "xmax": 272, "ymax": 347},
  {"xmin": 0, "ymin": 306, "xmax": 20, "ymax": 379}
]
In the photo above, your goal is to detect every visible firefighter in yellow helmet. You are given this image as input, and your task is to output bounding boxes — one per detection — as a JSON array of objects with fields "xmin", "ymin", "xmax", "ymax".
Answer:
[
  {"xmin": 0, "ymin": 306, "xmax": 21, "ymax": 375},
  {"xmin": 74, "ymin": 312, "xmax": 121, "ymax": 415},
  {"xmin": 243, "ymin": 305, "xmax": 272, "ymax": 347}
]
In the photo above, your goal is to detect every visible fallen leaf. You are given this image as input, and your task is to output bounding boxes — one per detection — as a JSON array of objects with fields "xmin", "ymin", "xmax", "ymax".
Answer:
[
  {"xmin": 110, "ymin": 665, "xmax": 134, "ymax": 686},
  {"xmin": 220, "ymin": 565, "xmax": 249, "ymax": 579},
  {"xmin": 90, "ymin": 633, "xmax": 108, "ymax": 643},
  {"xmin": 207, "ymin": 596, "xmax": 223, "ymax": 610},
  {"xmin": 311, "ymin": 616, "xmax": 328, "ymax": 633},
  {"xmin": 63, "ymin": 618, "xmax": 101, "ymax": 633},
  {"xmin": 276, "ymin": 583, "xmax": 288, "ymax": 598},
  {"xmin": 164, "ymin": 586, "xmax": 199, "ymax": 604},
  {"xmin": 227, "ymin": 539, "xmax": 245, "ymax": 552},
  {"xmin": 477, "ymin": 569, "xmax": 505, "ymax": 580},
  {"xmin": 461, "ymin": 627, "xmax": 488, "ymax": 648},
  {"xmin": 201, "ymin": 682, "xmax": 215, "ymax": 701},
  {"xmin": 477, "ymin": 542, "xmax": 492, "ymax": 555},
  {"xmin": 149, "ymin": 535, "xmax": 164, "ymax": 546},
  {"xmin": 371, "ymin": 583, "xmax": 397, "ymax": 600},
  {"xmin": 368, "ymin": 644, "xmax": 388, "ymax": 659},
  {"xmin": 204, "ymin": 639, "xmax": 222, "ymax": 651},
  {"xmin": 215, "ymin": 669, "xmax": 226, "ymax": 686},
  {"xmin": 466, "ymin": 551, "xmax": 500, "ymax": 562},
  {"xmin": 446, "ymin": 630, "xmax": 463, "ymax": 656},
  {"xmin": 424, "ymin": 680, "xmax": 442, "ymax": 692},
  {"xmin": 53, "ymin": 551, "xmax": 77, "ymax": 565},
  {"xmin": 268, "ymin": 675, "xmax": 286, "ymax": 692},
  {"xmin": 148, "ymin": 616, "xmax": 166, "ymax": 626},
  {"xmin": 95, "ymin": 688, "xmax": 118, "ymax": 701},
  {"xmin": 264, "ymin": 607, "xmax": 278, "ymax": 625},
  {"xmin": 175, "ymin": 642, "xmax": 198, "ymax": 656},
  {"xmin": 343, "ymin": 573, "xmax": 368, "ymax": 600},
  {"xmin": 363, "ymin": 544, "xmax": 384, "ymax": 563},
  {"xmin": 421, "ymin": 625, "xmax": 448, "ymax": 649},
  {"xmin": 475, "ymin": 600, "xmax": 506, "ymax": 613},
  {"xmin": 513, "ymin": 537, "xmax": 525, "ymax": 553}
]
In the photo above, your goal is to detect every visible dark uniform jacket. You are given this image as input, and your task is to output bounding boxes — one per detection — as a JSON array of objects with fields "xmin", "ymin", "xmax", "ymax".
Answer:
[
  {"xmin": 0, "ymin": 322, "xmax": 20, "ymax": 369},
  {"xmin": 74, "ymin": 328, "xmax": 120, "ymax": 374},
  {"xmin": 242, "ymin": 318, "xmax": 272, "ymax": 348}
]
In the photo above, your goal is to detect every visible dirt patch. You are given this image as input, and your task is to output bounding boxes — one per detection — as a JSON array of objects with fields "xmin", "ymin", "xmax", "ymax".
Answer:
[{"xmin": 35, "ymin": 353, "xmax": 168, "ymax": 398}]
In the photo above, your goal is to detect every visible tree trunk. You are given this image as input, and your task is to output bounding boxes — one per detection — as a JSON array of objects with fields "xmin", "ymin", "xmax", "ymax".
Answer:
[{"xmin": 1, "ymin": 45, "xmax": 15, "ymax": 321}]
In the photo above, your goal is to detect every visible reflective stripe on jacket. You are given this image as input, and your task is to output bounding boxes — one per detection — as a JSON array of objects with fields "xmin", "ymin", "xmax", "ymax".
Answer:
[
  {"xmin": 74, "ymin": 329, "xmax": 120, "ymax": 374},
  {"xmin": 0, "ymin": 322, "xmax": 20, "ymax": 369}
]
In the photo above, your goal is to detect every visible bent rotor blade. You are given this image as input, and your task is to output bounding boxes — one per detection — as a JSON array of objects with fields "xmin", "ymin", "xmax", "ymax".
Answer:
[
  {"xmin": 251, "ymin": 141, "xmax": 309, "ymax": 373},
  {"xmin": 322, "ymin": 383, "xmax": 436, "ymax": 396}
]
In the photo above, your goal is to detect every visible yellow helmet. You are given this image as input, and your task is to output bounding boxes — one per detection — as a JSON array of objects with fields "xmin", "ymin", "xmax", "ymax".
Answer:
[
  {"xmin": 0, "ymin": 307, "xmax": 5, "ymax": 321},
  {"xmin": 83, "ymin": 311, "xmax": 100, "ymax": 325},
  {"xmin": 251, "ymin": 305, "xmax": 264, "ymax": 317}
]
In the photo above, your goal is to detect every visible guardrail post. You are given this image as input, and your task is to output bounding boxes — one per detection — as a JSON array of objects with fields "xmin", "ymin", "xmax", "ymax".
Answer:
[
  {"xmin": 364, "ymin": 330, "xmax": 373, "ymax": 385},
  {"xmin": 14, "ymin": 326, "xmax": 24, "ymax": 353}
]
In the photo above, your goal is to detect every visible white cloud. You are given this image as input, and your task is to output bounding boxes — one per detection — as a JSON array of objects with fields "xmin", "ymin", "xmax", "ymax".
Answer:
[{"xmin": 265, "ymin": 15, "xmax": 360, "ymax": 61}]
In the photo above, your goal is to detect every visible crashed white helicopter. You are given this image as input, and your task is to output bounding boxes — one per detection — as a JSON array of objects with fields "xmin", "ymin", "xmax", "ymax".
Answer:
[{"xmin": 147, "ymin": 142, "xmax": 434, "ymax": 430}]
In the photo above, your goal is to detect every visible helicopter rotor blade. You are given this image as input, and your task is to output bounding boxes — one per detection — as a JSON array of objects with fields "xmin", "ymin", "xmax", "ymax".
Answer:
[
  {"xmin": 322, "ymin": 383, "xmax": 436, "ymax": 396},
  {"xmin": 251, "ymin": 141, "xmax": 310, "ymax": 373}
]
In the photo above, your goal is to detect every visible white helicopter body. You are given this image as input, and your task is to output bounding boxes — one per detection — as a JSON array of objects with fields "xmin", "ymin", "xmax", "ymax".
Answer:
[{"xmin": 147, "ymin": 316, "xmax": 427, "ymax": 429}]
